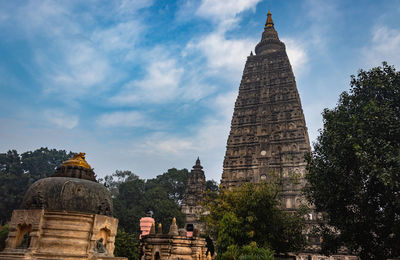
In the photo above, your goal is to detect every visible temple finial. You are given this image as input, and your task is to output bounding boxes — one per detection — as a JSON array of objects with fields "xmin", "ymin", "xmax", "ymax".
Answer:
[
  {"xmin": 157, "ymin": 223, "xmax": 163, "ymax": 234},
  {"xmin": 169, "ymin": 217, "xmax": 179, "ymax": 236},
  {"xmin": 193, "ymin": 157, "xmax": 203, "ymax": 170},
  {"xmin": 150, "ymin": 221, "xmax": 156, "ymax": 235},
  {"xmin": 265, "ymin": 10, "xmax": 274, "ymax": 27}
]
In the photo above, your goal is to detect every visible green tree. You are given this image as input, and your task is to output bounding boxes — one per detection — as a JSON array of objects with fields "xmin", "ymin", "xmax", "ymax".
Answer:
[
  {"xmin": 113, "ymin": 177, "xmax": 146, "ymax": 233},
  {"xmin": 0, "ymin": 224, "xmax": 9, "ymax": 251},
  {"xmin": 220, "ymin": 242, "xmax": 275, "ymax": 260},
  {"xmin": 0, "ymin": 150, "xmax": 27, "ymax": 225},
  {"xmin": 239, "ymin": 243, "xmax": 275, "ymax": 260},
  {"xmin": 150, "ymin": 168, "xmax": 189, "ymax": 204},
  {"xmin": 106, "ymin": 168, "xmax": 187, "ymax": 234},
  {"xmin": 305, "ymin": 63, "xmax": 400, "ymax": 259},
  {"xmin": 203, "ymin": 183, "xmax": 306, "ymax": 257},
  {"xmin": 0, "ymin": 148, "xmax": 72, "ymax": 224},
  {"xmin": 21, "ymin": 147, "xmax": 73, "ymax": 181},
  {"xmin": 114, "ymin": 229, "xmax": 139, "ymax": 260},
  {"xmin": 101, "ymin": 170, "xmax": 139, "ymax": 198},
  {"xmin": 206, "ymin": 180, "xmax": 219, "ymax": 192}
]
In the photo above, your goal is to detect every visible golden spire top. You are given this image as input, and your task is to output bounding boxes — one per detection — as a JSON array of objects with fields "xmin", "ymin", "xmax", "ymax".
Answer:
[
  {"xmin": 265, "ymin": 10, "xmax": 274, "ymax": 27},
  {"xmin": 62, "ymin": 152, "xmax": 91, "ymax": 169}
]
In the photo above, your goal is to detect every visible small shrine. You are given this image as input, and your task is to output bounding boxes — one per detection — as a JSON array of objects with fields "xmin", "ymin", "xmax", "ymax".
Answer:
[
  {"xmin": 0, "ymin": 153, "xmax": 126, "ymax": 260},
  {"xmin": 139, "ymin": 217, "xmax": 207, "ymax": 260}
]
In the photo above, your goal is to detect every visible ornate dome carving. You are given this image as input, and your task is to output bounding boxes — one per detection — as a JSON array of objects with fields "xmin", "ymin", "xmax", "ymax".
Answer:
[
  {"xmin": 20, "ymin": 153, "xmax": 113, "ymax": 216},
  {"xmin": 21, "ymin": 177, "xmax": 112, "ymax": 216}
]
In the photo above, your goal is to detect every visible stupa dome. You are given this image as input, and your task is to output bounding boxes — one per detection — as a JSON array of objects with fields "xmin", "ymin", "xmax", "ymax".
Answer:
[{"xmin": 21, "ymin": 153, "xmax": 113, "ymax": 216}]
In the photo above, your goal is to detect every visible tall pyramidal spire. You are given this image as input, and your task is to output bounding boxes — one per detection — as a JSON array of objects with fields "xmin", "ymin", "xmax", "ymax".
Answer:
[{"xmin": 221, "ymin": 11, "xmax": 311, "ymax": 212}]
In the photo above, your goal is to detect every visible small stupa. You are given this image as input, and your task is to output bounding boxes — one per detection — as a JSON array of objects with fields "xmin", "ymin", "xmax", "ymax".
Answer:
[{"xmin": 0, "ymin": 153, "xmax": 126, "ymax": 260}]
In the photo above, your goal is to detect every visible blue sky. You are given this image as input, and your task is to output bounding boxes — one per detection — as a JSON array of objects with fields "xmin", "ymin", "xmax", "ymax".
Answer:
[{"xmin": 1, "ymin": 0, "xmax": 399, "ymax": 181}]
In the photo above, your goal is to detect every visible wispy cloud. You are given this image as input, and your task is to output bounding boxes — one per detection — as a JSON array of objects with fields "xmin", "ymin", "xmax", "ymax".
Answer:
[
  {"xmin": 362, "ymin": 26, "xmax": 400, "ymax": 68},
  {"xmin": 44, "ymin": 110, "xmax": 79, "ymax": 129},
  {"xmin": 97, "ymin": 111, "xmax": 156, "ymax": 128},
  {"xmin": 184, "ymin": 0, "xmax": 261, "ymax": 79},
  {"xmin": 37, "ymin": 41, "xmax": 112, "ymax": 97},
  {"xmin": 303, "ymin": 0, "xmax": 338, "ymax": 50},
  {"xmin": 127, "ymin": 90, "xmax": 236, "ymax": 178},
  {"xmin": 186, "ymin": 32, "xmax": 257, "ymax": 76},
  {"xmin": 92, "ymin": 21, "xmax": 144, "ymax": 56},
  {"xmin": 111, "ymin": 56, "xmax": 184, "ymax": 104},
  {"xmin": 282, "ymin": 38, "xmax": 309, "ymax": 77},
  {"xmin": 0, "ymin": 1, "xmax": 150, "ymax": 101},
  {"xmin": 196, "ymin": 0, "xmax": 261, "ymax": 30}
]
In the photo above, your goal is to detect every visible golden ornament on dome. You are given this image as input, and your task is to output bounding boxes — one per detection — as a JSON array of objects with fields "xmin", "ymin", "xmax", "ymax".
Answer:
[{"xmin": 62, "ymin": 152, "xmax": 91, "ymax": 169}]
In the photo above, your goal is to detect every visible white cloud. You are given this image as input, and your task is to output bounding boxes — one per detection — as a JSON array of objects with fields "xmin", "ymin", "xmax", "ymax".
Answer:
[
  {"xmin": 92, "ymin": 21, "xmax": 144, "ymax": 54},
  {"xmin": 116, "ymin": 0, "xmax": 154, "ymax": 15},
  {"xmin": 303, "ymin": 0, "xmax": 338, "ymax": 49},
  {"xmin": 124, "ymin": 90, "xmax": 237, "ymax": 180},
  {"xmin": 44, "ymin": 110, "xmax": 79, "ymax": 129},
  {"xmin": 139, "ymin": 135, "xmax": 196, "ymax": 155},
  {"xmin": 110, "ymin": 44, "xmax": 218, "ymax": 105},
  {"xmin": 38, "ymin": 41, "xmax": 111, "ymax": 96},
  {"xmin": 282, "ymin": 38, "xmax": 309, "ymax": 76},
  {"xmin": 213, "ymin": 91, "xmax": 237, "ymax": 119},
  {"xmin": 186, "ymin": 31, "xmax": 257, "ymax": 76},
  {"xmin": 1, "ymin": 1, "xmax": 152, "ymax": 101},
  {"xmin": 184, "ymin": 0, "xmax": 261, "ymax": 80},
  {"xmin": 97, "ymin": 111, "xmax": 155, "ymax": 128},
  {"xmin": 111, "ymin": 58, "xmax": 184, "ymax": 104},
  {"xmin": 362, "ymin": 26, "xmax": 400, "ymax": 68},
  {"xmin": 196, "ymin": 0, "xmax": 261, "ymax": 22}
]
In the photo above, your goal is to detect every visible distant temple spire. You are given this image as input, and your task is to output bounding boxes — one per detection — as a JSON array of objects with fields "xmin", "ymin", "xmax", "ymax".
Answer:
[
  {"xmin": 181, "ymin": 157, "xmax": 206, "ymax": 233},
  {"xmin": 265, "ymin": 10, "xmax": 274, "ymax": 27}
]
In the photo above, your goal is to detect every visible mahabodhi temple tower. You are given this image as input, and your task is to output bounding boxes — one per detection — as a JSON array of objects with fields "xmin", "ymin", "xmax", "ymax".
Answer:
[{"xmin": 221, "ymin": 11, "xmax": 311, "ymax": 212}]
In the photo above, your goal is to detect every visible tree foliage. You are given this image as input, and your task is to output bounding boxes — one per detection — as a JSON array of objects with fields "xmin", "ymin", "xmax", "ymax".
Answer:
[
  {"xmin": 206, "ymin": 180, "xmax": 219, "ymax": 192},
  {"xmin": 0, "ymin": 148, "xmax": 73, "ymax": 224},
  {"xmin": 102, "ymin": 168, "xmax": 188, "ymax": 234},
  {"xmin": 114, "ymin": 229, "xmax": 139, "ymax": 260},
  {"xmin": 305, "ymin": 63, "xmax": 400, "ymax": 259},
  {"xmin": 221, "ymin": 242, "xmax": 275, "ymax": 260},
  {"xmin": 98, "ymin": 168, "xmax": 190, "ymax": 259},
  {"xmin": 0, "ymin": 224, "xmax": 9, "ymax": 251},
  {"xmin": 203, "ymin": 183, "xmax": 306, "ymax": 257},
  {"xmin": 147, "ymin": 168, "xmax": 189, "ymax": 204}
]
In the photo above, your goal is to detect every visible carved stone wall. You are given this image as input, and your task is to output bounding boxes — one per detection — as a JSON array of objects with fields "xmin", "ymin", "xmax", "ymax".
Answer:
[
  {"xmin": 0, "ymin": 209, "xmax": 125, "ymax": 260},
  {"xmin": 141, "ymin": 234, "xmax": 207, "ymax": 260},
  {"xmin": 220, "ymin": 12, "xmax": 311, "ymax": 213}
]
